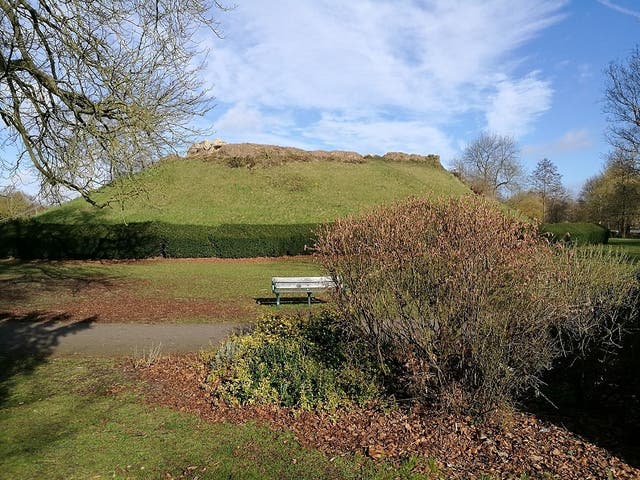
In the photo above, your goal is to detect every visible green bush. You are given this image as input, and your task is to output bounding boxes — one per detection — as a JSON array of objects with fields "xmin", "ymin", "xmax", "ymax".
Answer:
[
  {"xmin": 315, "ymin": 196, "xmax": 639, "ymax": 416},
  {"xmin": 0, "ymin": 220, "xmax": 319, "ymax": 259},
  {"xmin": 541, "ymin": 222, "xmax": 609, "ymax": 245},
  {"xmin": 204, "ymin": 311, "xmax": 381, "ymax": 410}
]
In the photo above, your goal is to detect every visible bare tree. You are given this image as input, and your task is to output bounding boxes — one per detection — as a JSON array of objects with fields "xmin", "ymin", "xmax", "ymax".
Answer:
[
  {"xmin": 530, "ymin": 158, "xmax": 565, "ymax": 223},
  {"xmin": 604, "ymin": 46, "xmax": 640, "ymax": 158},
  {"xmin": 453, "ymin": 132, "xmax": 522, "ymax": 198},
  {"xmin": 1, "ymin": 0, "xmax": 226, "ymax": 206}
]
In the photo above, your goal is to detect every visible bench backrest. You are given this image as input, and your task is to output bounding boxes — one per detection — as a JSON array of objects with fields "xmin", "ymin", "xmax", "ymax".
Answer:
[{"xmin": 272, "ymin": 276, "xmax": 336, "ymax": 292}]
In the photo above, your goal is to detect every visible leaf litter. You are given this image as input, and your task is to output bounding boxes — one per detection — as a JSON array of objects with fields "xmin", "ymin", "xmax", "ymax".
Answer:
[{"xmin": 134, "ymin": 355, "xmax": 639, "ymax": 479}]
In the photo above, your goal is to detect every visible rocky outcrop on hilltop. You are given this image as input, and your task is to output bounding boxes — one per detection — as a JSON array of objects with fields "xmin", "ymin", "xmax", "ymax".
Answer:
[
  {"xmin": 185, "ymin": 141, "xmax": 441, "ymax": 168},
  {"xmin": 186, "ymin": 139, "xmax": 228, "ymax": 156}
]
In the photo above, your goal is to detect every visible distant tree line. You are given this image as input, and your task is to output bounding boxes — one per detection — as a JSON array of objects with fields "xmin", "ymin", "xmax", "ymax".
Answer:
[
  {"xmin": 453, "ymin": 134, "xmax": 572, "ymax": 224},
  {"xmin": 0, "ymin": 187, "xmax": 41, "ymax": 221},
  {"xmin": 453, "ymin": 46, "xmax": 640, "ymax": 236},
  {"xmin": 454, "ymin": 134, "xmax": 640, "ymax": 236}
]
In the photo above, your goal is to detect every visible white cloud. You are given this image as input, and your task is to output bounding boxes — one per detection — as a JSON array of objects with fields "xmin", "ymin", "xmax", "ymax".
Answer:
[
  {"xmin": 215, "ymin": 104, "xmax": 288, "ymax": 136},
  {"xmin": 304, "ymin": 113, "xmax": 456, "ymax": 159},
  {"xmin": 554, "ymin": 129, "xmax": 593, "ymax": 152},
  {"xmin": 485, "ymin": 73, "xmax": 553, "ymax": 137},
  {"xmin": 203, "ymin": 0, "xmax": 567, "ymax": 153},
  {"xmin": 597, "ymin": 0, "xmax": 640, "ymax": 19},
  {"xmin": 523, "ymin": 128, "xmax": 593, "ymax": 157},
  {"xmin": 212, "ymin": 103, "xmax": 317, "ymax": 149},
  {"xmin": 213, "ymin": 105, "xmax": 455, "ymax": 158}
]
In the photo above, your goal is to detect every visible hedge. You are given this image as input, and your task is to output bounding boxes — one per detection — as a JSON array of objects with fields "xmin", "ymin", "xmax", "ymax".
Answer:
[
  {"xmin": 0, "ymin": 220, "xmax": 320, "ymax": 259},
  {"xmin": 540, "ymin": 222, "xmax": 610, "ymax": 245}
]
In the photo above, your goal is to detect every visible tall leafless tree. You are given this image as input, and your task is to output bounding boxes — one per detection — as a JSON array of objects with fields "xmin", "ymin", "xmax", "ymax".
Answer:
[
  {"xmin": 1, "ymin": 0, "xmax": 226, "ymax": 206},
  {"xmin": 530, "ymin": 158, "xmax": 565, "ymax": 223},
  {"xmin": 604, "ymin": 46, "xmax": 640, "ymax": 159},
  {"xmin": 453, "ymin": 132, "xmax": 522, "ymax": 198}
]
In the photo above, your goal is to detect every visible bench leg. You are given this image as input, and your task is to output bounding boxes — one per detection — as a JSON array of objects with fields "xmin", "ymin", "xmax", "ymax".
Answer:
[
  {"xmin": 307, "ymin": 292, "xmax": 312, "ymax": 306},
  {"xmin": 276, "ymin": 293, "xmax": 280, "ymax": 307}
]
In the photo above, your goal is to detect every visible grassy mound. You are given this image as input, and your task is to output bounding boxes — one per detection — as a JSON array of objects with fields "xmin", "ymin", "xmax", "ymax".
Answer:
[
  {"xmin": 36, "ymin": 145, "xmax": 467, "ymax": 226},
  {"xmin": 2, "ymin": 144, "xmax": 468, "ymax": 259}
]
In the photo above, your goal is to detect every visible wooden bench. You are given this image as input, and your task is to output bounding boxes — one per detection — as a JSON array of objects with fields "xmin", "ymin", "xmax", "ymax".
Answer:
[{"xmin": 271, "ymin": 276, "xmax": 337, "ymax": 306}]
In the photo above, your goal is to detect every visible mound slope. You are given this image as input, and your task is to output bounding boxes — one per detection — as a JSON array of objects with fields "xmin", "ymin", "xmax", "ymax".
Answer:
[
  {"xmin": 37, "ymin": 143, "xmax": 467, "ymax": 226},
  {"xmin": 0, "ymin": 143, "xmax": 469, "ymax": 258}
]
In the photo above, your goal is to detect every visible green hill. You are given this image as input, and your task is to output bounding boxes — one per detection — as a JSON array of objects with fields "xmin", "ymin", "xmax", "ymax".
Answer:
[
  {"xmin": 37, "ymin": 143, "xmax": 468, "ymax": 225},
  {"xmin": 3, "ymin": 143, "xmax": 469, "ymax": 259}
]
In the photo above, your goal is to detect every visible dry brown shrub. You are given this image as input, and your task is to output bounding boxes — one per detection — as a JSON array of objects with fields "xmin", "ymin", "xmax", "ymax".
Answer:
[
  {"xmin": 316, "ymin": 196, "xmax": 638, "ymax": 415},
  {"xmin": 381, "ymin": 152, "xmax": 441, "ymax": 167}
]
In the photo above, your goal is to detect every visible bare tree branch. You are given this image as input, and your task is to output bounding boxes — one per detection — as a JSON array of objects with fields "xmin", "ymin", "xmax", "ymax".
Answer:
[
  {"xmin": 453, "ymin": 132, "xmax": 523, "ymax": 198},
  {"xmin": 0, "ymin": 0, "xmax": 226, "ymax": 206},
  {"xmin": 604, "ymin": 45, "xmax": 640, "ymax": 158},
  {"xmin": 530, "ymin": 158, "xmax": 565, "ymax": 223}
]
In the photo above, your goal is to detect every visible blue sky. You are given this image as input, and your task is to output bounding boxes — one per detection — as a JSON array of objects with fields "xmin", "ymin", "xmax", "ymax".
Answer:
[
  {"xmin": 3, "ymin": 0, "xmax": 638, "ymax": 197},
  {"xmin": 198, "ymin": 0, "xmax": 638, "ymax": 194}
]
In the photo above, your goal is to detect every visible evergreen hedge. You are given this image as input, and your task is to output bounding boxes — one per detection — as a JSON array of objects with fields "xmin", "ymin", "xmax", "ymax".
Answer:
[
  {"xmin": 0, "ymin": 220, "xmax": 319, "ymax": 259},
  {"xmin": 540, "ymin": 222, "xmax": 610, "ymax": 245}
]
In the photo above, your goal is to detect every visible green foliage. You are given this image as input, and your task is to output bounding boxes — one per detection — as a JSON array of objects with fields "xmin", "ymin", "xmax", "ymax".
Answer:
[
  {"xmin": 541, "ymin": 222, "xmax": 610, "ymax": 245},
  {"xmin": 316, "ymin": 196, "xmax": 639, "ymax": 415},
  {"xmin": 505, "ymin": 191, "xmax": 543, "ymax": 220},
  {"xmin": 0, "ymin": 188, "xmax": 40, "ymax": 220},
  {"xmin": 576, "ymin": 152, "xmax": 640, "ymax": 236},
  {"xmin": 205, "ymin": 312, "xmax": 381, "ymax": 410},
  {"xmin": 0, "ymin": 220, "xmax": 319, "ymax": 259}
]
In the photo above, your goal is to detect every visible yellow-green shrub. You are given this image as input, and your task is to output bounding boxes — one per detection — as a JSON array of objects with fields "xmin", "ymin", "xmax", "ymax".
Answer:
[{"xmin": 205, "ymin": 311, "xmax": 381, "ymax": 410}]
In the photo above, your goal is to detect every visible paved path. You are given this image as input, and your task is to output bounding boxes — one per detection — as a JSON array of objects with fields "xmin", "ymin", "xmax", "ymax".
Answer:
[{"xmin": 0, "ymin": 320, "xmax": 249, "ymax": 357}]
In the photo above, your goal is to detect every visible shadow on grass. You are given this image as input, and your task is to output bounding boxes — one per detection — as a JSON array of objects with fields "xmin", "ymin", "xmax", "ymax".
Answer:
[
  {"xmin": 0, "ymin": 311, "xmax": 97, "ymax": 406},
  {"xmin": 254, "ymin": 296, "xmax": 328, "ymax": 306},
  {"xmin": 0, "ymin": 260, "xmax": 117, "ymax": 304},
  {"xmin": 523, "ymin": 330, "xmax": 640, "ymax": 468}
]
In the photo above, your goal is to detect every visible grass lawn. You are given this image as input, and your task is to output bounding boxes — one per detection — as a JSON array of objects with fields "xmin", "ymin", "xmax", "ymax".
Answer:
[
  {"xmin": 0, "ymin": 257, "xmax": 325, "ymax": 323},
  {"xmin": 0, "ymin": 355, "xmax": 421, "ymax": 479},
  {"xmin": 3, "ymin": 238, "xmax": 638, "ymax": 324},
  {"xmin": 609, "ymin": 238, "xmax": 640, "ymax": 262}
]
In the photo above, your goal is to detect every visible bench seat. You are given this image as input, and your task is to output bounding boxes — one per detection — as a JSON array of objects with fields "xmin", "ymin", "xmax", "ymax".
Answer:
[{"xmin": 271, "ymin": 276, "xmax": 337, "ymax": 306}]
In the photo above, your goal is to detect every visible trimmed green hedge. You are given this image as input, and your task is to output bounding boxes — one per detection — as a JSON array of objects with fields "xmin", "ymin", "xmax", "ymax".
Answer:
[
  {"xmin": 540, "ymin": 222, "xmax": 610, "ymax": 245},
  {"xmin": 0, "ymin": 220, "xmax": 319, "ymax": 259}
]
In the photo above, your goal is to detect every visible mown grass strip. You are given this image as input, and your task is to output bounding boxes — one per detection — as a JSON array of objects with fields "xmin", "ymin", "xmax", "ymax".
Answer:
[{"xmin": 609, "ymin": 237, "xmax": 640, "ymax": 262}]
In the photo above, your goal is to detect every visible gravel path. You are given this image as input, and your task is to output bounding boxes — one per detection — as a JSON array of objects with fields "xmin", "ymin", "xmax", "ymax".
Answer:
[{"xmin": 0, "ymin": 320, "xmax": 249, "ymax": 357}]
